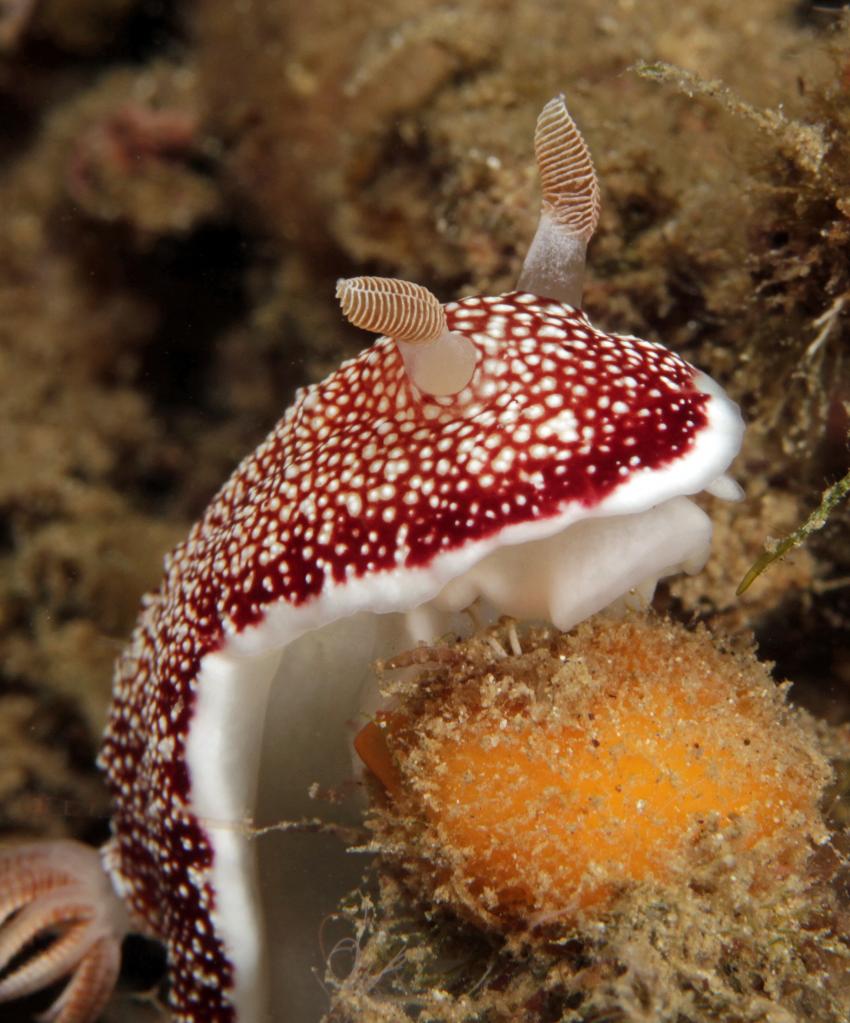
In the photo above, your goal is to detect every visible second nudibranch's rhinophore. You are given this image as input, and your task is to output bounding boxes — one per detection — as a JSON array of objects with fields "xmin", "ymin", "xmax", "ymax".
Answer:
[{"xmin": 0, "ymin": 96, "xmax": 743, "ymax": 1023}]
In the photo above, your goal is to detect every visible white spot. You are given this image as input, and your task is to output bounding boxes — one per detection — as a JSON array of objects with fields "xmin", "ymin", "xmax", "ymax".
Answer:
[
  {"xmin": 539, "ymin": 324, "xmax": 567, "ymax": 340},
  {"xmin": 539, "ymin": 408, "xmax": 579, "ymax": 442}
]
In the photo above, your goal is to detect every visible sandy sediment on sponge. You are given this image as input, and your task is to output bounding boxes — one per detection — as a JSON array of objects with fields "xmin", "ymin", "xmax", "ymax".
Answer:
[
  {"xmin": 366, "ymin": 614, "xmax": 831, "ymax": 934},
  {"xmin": 368, "ymin": 609, "xmax": 830, "ymax": 932},
  {"xmin": 327, "ymin": 614, "xmax": 846, "ymax": 1023}
]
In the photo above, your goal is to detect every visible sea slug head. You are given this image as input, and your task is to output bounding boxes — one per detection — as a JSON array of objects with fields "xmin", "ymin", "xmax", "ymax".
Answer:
[{"xmin": 328, "ymin": 98, "xmax": 743, "ymax": 628}]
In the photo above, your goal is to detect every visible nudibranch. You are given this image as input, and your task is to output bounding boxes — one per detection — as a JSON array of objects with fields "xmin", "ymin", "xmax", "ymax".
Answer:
[{"xmin": 0, "ymin": 97, "xmax": 743, "ymax": 1022}]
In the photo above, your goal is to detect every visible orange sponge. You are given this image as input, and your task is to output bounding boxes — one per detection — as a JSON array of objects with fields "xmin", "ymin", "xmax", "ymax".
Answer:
[{"xmin": 358, "ymin": 616, "xmax": 830, "ymax": 929}]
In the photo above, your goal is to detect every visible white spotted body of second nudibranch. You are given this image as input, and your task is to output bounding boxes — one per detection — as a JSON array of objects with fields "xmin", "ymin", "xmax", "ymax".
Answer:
[{"xmin": 0, "ymin": 96, "xmax": 744, "ymax": 1023}]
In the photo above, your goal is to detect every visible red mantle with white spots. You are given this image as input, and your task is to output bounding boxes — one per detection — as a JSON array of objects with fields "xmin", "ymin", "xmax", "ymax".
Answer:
[{"xmin": 100, "ymin": 291, "xmax": 714, "ymax": 1020}]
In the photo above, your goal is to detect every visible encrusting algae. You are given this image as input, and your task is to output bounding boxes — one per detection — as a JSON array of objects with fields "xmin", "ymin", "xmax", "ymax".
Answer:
[{"xmin": 329, "ymin": 614, "xmax": 848, "ymax": 1022}]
